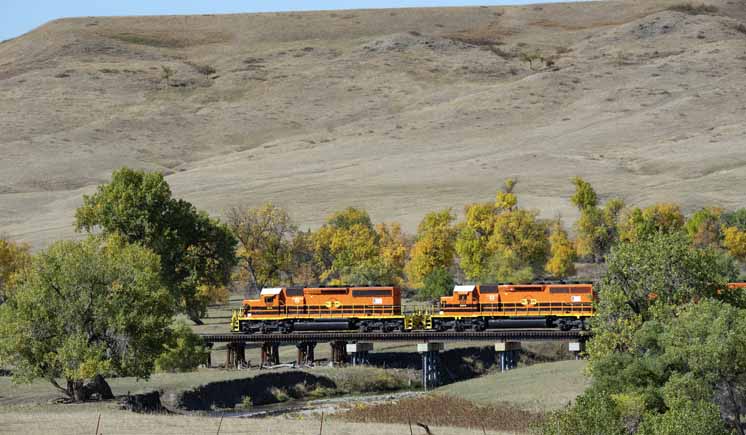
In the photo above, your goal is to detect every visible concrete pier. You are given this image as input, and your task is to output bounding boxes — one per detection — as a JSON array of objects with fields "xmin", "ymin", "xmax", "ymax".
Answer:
[
  {"xmin": 495, "ymin": 341, "xmax": 521, "ymax": 371},
  {"xmin": 330, "ymin": 341, "xmax": 349, "ymax": 365},
  {"xmin": 418, "ymin": 342, "xmax": 444, "ymax": 390},
  {"xmin": 260, "ymin": 342, "xmax": 280, "ymax": 367},
  {"xmin": 569, "ymin": 341, "xmax": 586, "ymax": 360},
  {"xmin": 346, "ymin": 342, "xmax": 373, "ymax": 366}
]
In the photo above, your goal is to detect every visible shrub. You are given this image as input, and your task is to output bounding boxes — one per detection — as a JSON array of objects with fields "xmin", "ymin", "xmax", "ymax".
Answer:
[
  {"xmin": 155, "ymin": 321, "xmax": 210, "ymax": 373},
  {"xmin": 269, "ymin": 387, "xmax": 290, "ymax": 402},
  {"xmin": 667, "ymin": 3, "xmax": 718, "ymax": 15},
  {"xmin": 237, "ymin": 395, "xmax": 253, "ymax": 409},
  {"xmin": 419, "ymin": 266, "xmax": 454, "ymax": 300}
]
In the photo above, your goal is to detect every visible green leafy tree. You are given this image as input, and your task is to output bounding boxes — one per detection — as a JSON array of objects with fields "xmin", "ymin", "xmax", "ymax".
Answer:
[
  {"xmin": 0, "ymin": 236, "xmax": 173, "ymax": 401},
  {"xmin": 75, "ymin": 167, "xmax": 237, "ymax": 324},
  {"xmin": 685, "ymin": 207, "xmax": 723, "ymax": 248},
  {"xmin": 420, "ymin": 266, "xmax": 454, "ymax": 300},
  {"xmin": 570, "ymin": 177, "xmax": 624, "ymax": 262},
  {"xmin": 723, "ymin": 225, "xmax": 746, "ymax": 262},
  {"xmin": 537, "ymin": 233, "xmax": 745, "ymax": 435},
  {"xmin": 226, "ymin": 203, "xmax": 297, "ymax": 293},
  {"xmin": 455, "ymin": 202, "xmax": 498, "ymax": 280},
  {"xmin": 0, "ymin": 237, "xmax": 31, "ymax": 302},
  {"xmin": 405, "ymin": 209, "xmax": 457, "ymax": 288},
  {"xmin": 155, "ymin": 321, "xmax": 210, "ymax": 373}
]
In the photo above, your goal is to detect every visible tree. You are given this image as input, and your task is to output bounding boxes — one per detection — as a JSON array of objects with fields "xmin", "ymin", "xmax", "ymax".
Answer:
[
  {"xmin": 0, "ymin": 237, "xmax": 31, "ymax": 302},
  {"xmin": 537, "ymin": 234, "xmax": 744, "ymax": 435},
  {"xmin": 570, "ymin": 177, "xmax": 624, "ymax": 262},
  {"xmin": 225, "ymin": 203, "xmax": 297, "ymax": 294},
  {"xmin": 618, "ymin": 203, "xmax": 684, "ymax": 243},
  {"xmin": 685, "ymin": 207, "xmax": 723, "ymax": 248},
  {"xmin": 0, "ymin": 236, "xmax": 173, "ymax": 401},
  {"xmin": 487, "ymin": 208, "xmax": 549, "ymax": 280},
  {"xmin": 420, "ymin": 267, "xmax": 454, "ymax": 300},
  {"xmin": 722, "ymin": 209, "xmax": 746, "ymax": 231},
  {"xmin": 456, "ymin": 181, "xmax": 550, "ymax": 282},
  {"xmin": 545, "ymin": 219, "xmax": 576, "ymax": 278},
  {"xmin": 75, "ymin": 167, "xmax": 237, "ymax": 324},
  {"xmin": 405, "ymin": 209, "xmax": 457, "ymax": 288},
  {"xmin": 155, "ymin": 321, "xmax": 210, "ymax": 373},
  {"xmin": 723, "ymin": 225, "xmax": 746, "ymax": 262},
  {"xmin": 310, "ymin": 207, "xmax": 406, "ymax": 285},
  {"xmin": 570, "ymin": 176, "xmax": 598, "ymax": 210},
  {"xmin": 455, "ymin": 202, "xmax": 498, "ymax": 280}
]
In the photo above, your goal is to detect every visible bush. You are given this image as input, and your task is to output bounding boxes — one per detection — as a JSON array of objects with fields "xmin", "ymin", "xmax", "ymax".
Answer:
[
  {"xmin": 667, "ymin": 3, "xmax": 718, "ymax": 15},
  {"xmin": 533, "ymin": 390, "xmax": 626, "ymax": 435},
  {"xmin": 639, "ymin": 402, "xmax": 729, "ymax": 435},
  {"xmin": 236, "ymin": 395, "xmax": 253, "ymax": 409},
  {"xmin": 155, "ymin": 321, "xmax": 210, "ymax": 373},
  {"xmin": 269, "ymin": 387, "xmax": 290, "ymax": 402}
]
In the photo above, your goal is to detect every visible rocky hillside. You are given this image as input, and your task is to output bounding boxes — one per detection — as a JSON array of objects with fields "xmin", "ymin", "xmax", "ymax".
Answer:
[{"xmin": 2, "ymin": 0, "xmax": 746, "ymax": 247}]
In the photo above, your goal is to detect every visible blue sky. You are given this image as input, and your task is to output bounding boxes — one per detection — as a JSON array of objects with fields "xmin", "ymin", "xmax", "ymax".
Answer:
[{"xmin": 0, "ymin": 0, "xmax": 579, "ymax": 41}]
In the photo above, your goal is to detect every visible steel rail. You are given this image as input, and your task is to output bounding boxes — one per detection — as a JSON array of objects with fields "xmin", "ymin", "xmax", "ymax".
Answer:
[{"xmin": 200, "ymin": 329, "xmax": 590, "ymax": 343}]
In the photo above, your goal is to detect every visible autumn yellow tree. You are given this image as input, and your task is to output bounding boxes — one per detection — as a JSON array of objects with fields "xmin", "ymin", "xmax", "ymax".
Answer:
[
  {"xmin": 619, "ymin": 203, "xmax": 685, "ymax": 243},
  {"xmin": 722, "ymin": 226, "xmax": 746, "ymax": 262},
  {"xmin": 455, "ymin": 180, "xmax": 550, "ymax": 282},
  {"xmin": 545, "ymin": 219, "xmax": 576, "ymax": 278},
  {"xmin": 0, "ymin": 237, "xmax": 31, "ymax": 302},
  {"xmin": 405, "ymin": 209, "xmax": 457, "ymax": 288},
  {"xmin": 311, "ymin": 207, "xmax": 407, "ymax": 285},
  {"xmin": 225, "ymin": 203, "xmax": 297, "ymax": 294}
]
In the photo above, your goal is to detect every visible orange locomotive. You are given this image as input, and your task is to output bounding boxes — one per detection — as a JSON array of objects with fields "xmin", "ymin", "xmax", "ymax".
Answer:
[
  {"xmin": 234, "ymin": 286, "xmax": 404, "ymax": 334},
  {"xmin": 434, "ymin": 282, "xmax": 595, "ymax": 331}
]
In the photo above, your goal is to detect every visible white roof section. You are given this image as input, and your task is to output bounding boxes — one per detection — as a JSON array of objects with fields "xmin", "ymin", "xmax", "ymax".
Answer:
[
  {"xmin": 260, "ymin": 287, "xmax": 283, "ymax": 296},
  {"xmin": 453, "ymin": 285, "xmax": 476, "ymax": 293}
]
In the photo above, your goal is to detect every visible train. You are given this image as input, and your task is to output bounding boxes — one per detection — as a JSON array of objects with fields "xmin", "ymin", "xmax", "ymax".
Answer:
[{"xmin": 231, "ymin": 281, "xmax": 596, "ymax": 333}]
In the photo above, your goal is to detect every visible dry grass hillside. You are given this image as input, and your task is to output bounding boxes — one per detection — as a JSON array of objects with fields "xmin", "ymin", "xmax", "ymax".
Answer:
[{"xmin": 2, "ymin": 0, "xmax": 746, "ymax": 247}]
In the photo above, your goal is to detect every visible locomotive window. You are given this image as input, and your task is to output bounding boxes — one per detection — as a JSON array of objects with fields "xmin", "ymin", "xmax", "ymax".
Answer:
[
  {"xmin": 571, "ymin": 287, "xmax": 592, "ymax": 294},
  {"xmin": 286, "ymin": 287, "xmax": 304, "ymax": 296},
  {"xmin": 479, "ymin": 285, "xmax": 499, "ymax": 294},
  {"xmin": 264, "ymin": 296, "xmax": 275, "ymax": 303},
  {"xmin": 320, "ymin": 289, "xmax": 348, "ymax": 295},
  {"xmin": 550, "ymin": 287, "xmax": 570, "ymax": 294},
  {"xmin": 513, "ymin": 286, "xmax": 542, "ymax": 292},
  {"xmin": 352, "ymin": 290, "xmax": 391, "ymax": 297}
]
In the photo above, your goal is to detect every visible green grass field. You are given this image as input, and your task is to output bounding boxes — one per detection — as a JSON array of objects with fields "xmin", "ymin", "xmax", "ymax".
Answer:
[{"xmin": 438, "ymin": 359, "xmax": 589, "ymax": 412}]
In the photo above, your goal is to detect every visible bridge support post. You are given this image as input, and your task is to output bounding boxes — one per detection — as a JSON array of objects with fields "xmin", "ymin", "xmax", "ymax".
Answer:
[
  {"xmin": 418, "ymin": 342, "xmax": 444, "ymax": 390},
  {"xmin": 261, "ymin": 342, "xmax": 280, "ymax": 368},
  {"xmin": 346, "ymin": 342, "xmax": 373, "ymax": 366},
  {"xmin": 569, "ymin": 341, "xmax": 586, "ymax": 360},
  {"xmin": 495, "ymin": 341, "xmax": 521, "ymax": 372},
  {"xmin": 296, "ymin": 342, "xmax": 317, "ymax": 366},
  {"xmin": 225, "ymin": 342, "xmax": 246, "ymax": 369},
  {"xmin": 330, "ymin": 341, "xmax": 348, "ymax": 366}
]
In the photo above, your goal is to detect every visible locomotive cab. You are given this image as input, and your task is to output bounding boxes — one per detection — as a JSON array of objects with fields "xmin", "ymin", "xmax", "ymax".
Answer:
[{"xmin": 439, "ymin": 285, "xmax": 479, "ymax": 313}]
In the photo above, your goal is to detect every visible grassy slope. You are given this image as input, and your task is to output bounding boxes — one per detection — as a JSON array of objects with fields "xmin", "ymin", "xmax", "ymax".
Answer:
[
  {"xmin": 3, "ymin": 1, "xmax": 746, "ymax": 248},
  {"xmin": 438, "ymin": 359, "xmax": 589, "ymax": 411}
]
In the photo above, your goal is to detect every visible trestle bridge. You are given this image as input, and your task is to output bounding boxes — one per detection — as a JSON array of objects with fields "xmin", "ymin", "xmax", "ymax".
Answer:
[{"xmin": 201, "ymin": 330, "xmax": 590, "ymax": 389}]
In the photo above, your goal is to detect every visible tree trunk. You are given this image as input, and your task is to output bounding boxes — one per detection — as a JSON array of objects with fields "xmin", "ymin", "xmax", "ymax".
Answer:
[{"xmin": 67, "ymin": 379, "xmax": 86, "ymax": 402}]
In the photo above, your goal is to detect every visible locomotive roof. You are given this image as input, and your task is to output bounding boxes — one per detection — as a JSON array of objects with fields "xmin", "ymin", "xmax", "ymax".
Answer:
[{"xmin": 260, "ymin": 288, "xmax": 283, "ymax": 295}]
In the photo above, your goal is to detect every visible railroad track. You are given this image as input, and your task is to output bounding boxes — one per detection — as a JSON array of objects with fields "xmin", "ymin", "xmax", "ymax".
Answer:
[{"xmin": 200, "ymin": 329, "xmax": 590, "ymax": 343}]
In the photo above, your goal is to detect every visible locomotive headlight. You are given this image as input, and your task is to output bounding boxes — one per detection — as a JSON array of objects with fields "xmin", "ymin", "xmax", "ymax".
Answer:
[
  {"xmin": 245, "ymin": 313, "xmax": 252, "ymax": 318},
  {"xmin": 439, "ymin": 310, "xmax": 444, "ymax": 315}
]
